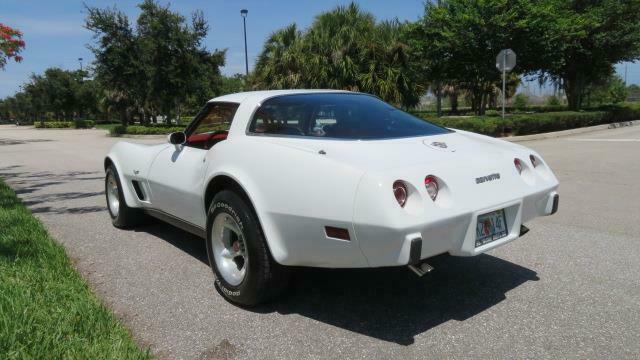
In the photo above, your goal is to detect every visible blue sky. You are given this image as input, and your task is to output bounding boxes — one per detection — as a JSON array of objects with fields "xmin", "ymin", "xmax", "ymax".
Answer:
[{"xmin": 0, "ymin": 0, "xmax": 638, "ymax": 98}]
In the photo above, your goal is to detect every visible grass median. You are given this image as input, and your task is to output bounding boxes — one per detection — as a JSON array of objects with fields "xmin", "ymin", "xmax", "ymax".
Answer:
[{"xmin": 0, "ymin": 179, "xmax": 148, "ymax": 359}]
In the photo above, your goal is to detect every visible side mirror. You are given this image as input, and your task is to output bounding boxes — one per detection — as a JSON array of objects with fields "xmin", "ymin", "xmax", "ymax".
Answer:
[{"xmin": 168, "ymin": 132, "xmax": 186, "ymax": 145}]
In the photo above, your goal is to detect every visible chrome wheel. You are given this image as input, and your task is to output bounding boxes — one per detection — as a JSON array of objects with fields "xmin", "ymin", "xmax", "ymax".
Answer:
[
  {"xmin": 211, "ymin": 212, "xmax": 248, "ymax": 286},
  {"xmin": 106, "ymin": 171, "xmax": 120, "ymax": 217}
]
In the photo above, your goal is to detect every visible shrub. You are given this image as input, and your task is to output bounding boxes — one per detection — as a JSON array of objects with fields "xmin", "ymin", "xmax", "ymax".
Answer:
[
  {"xmin": 546, "ymin": 95, "xmax": 561, "ymax": 106},
  {"xmin": 34, "ymin": 121, "xmax": 73, "ymax": 128},
  {"xmin": 110, "ymin": 125, "xmax": 127, "ymax": 135},
  {"xmin": 513, "ymin": 93, "xmax": 528, "ymax": 110},
  {"xmin": 74, "ymin": 119, "xmax": 95, "ymax": 128},
  {"xmin": 108, "ymin": 125, "xmax": 185, "ymax": 136},
  {"xmin": 485, "ymin": 109, "xmax": 500, "ymax": 117},
  {"xmin": 34, "ymin": 120, "xmax": 96, "ymax": 129}
]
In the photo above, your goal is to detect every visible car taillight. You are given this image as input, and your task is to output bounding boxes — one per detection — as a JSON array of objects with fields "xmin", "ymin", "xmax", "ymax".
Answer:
[
  {"xmin": 529, "ymin": 154, "xmax": 538, "ymax": 167},
  {"xmin": 514, "ymin": 158, "xmax": 523, "ymax": 174},
  {"xmin": 393, "ymin": 180, "xmax": 407, "ymax": 207},
  {"xmin": 424, "ymin": 175, "xmax": 439, "ymax": 201}
]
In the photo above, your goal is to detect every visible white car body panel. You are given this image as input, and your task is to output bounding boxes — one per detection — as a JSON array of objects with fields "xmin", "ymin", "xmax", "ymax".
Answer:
[
  {"xmin": 106, "ymin": 90, "xmax": 559, "ymax": 268},
  {"xmin": 147, "ymin": 145, "xmax": 209, "ymax": 227}
]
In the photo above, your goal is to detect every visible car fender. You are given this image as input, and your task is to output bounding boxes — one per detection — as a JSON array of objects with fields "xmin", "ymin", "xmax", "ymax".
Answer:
[{"xmin": 106, "ymin": 141, "xmax": 169, "ymax": 208}]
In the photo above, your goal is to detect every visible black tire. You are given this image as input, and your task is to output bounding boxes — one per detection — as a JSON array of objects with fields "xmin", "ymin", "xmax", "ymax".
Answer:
[
  {"xmin": 206, "ymin": 190, "xmax": 289, "ymax": 306},
  {"xmin": 105, "ymin": 165, "xmax": 143, "ymax": 228}
]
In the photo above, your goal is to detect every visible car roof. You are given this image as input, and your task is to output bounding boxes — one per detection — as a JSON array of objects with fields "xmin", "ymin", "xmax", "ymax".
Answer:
[{"xmin": 207, "ymin": 89, "xmax": 353, "ymax": 104}]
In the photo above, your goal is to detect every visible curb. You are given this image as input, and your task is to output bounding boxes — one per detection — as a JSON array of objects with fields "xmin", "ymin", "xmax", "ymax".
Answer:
[{"xmin": 505, "ymin": 120, "xmax": 639, "ymax": 142}]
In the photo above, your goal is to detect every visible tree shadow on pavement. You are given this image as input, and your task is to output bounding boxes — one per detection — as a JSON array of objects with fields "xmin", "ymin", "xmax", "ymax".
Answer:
[
  {"xmin": 252, "ymin": 254, "xmax": 538, "ymax": 346},
  {"xmin": 0, "ymin": 138, "xmax": 53, "ymax": 146},
  {"xmin": 0, "ymin": 166, "xmax": 107, "ymax": 215}
]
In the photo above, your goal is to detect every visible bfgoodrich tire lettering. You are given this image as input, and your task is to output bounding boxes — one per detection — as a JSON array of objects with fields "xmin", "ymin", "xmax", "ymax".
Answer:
[{"xmin": 206, "ymin": 190, "xmax": 289, "ymax": 305}]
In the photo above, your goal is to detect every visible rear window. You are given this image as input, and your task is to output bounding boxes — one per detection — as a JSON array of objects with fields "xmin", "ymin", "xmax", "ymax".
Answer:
[{"xmin": 248, "ymin": 93, "xmax": 450, "ymax": 139}]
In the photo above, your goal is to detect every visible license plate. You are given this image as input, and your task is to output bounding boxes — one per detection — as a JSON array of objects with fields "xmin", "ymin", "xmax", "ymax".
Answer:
[{"xmin": 475, "ymin": 209, "xmax": 508, "ymax": 247}]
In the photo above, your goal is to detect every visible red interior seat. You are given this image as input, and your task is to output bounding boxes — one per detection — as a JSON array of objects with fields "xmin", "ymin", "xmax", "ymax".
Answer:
[{"xmin": 186, "ymin": 132, "xmax": 228, "ymax": 149}]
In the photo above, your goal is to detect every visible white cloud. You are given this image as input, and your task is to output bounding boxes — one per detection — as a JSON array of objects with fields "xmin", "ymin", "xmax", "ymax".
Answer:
[{"xmin": 6, "ymin": 17, "xmax": 88, "ymax": 36}]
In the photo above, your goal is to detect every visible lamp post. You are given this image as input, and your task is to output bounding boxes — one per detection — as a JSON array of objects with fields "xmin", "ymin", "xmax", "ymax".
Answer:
[
  {"xmin": 240, "ymin": 9, "xmax": 249, "ymax": 76},
  {"xmin": 78, "ymin": 57, "xmax": 84, "ymax": 120}
]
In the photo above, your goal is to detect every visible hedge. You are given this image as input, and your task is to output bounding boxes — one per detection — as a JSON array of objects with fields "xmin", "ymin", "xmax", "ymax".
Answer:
[
  {"xmin": 74, "ymin": 119, "xmax": 96, "ymax": 128},
  {"xmin": 34, "ymin": 121, "xmax": 73, "ymax": 128},
  {"xmin": 34, "ymin": 120, "xmax": 95, "ymax": 129},
  {"xmin": 424, "ymin": 104, "xmax": 640, "ymax": 137},
  {"xmin": 109, "ymin": 125, "xmax": 185, "ymax": 136}
]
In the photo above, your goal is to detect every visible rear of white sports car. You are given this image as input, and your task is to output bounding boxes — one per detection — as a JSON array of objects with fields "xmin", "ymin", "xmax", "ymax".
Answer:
[
  {"xmin": 231, "ymin": 92, "xmax": 559, "ymax": 273},
  {"xmin": 148, "ymin": 90, "xmax": 560, "ymax": 305},
  {"xmin": 350, "ymin": 130, "xmax": 558, "ymax": 269}
]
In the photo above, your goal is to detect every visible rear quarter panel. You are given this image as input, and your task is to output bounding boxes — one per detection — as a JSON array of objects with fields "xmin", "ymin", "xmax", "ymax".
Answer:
[{"xmin": 204, "ymin": 136, "xmax": 370, "ymax": 267}]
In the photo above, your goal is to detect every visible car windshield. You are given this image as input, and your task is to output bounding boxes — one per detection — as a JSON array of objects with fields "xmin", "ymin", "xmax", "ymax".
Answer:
[{"xmin": 248, "ymin": 93, "xmax": 451, "ymax": 139}]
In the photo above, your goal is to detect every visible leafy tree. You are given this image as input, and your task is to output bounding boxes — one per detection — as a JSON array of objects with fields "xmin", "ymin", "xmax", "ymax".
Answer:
[
  {"xmin": 405, "ymin": 0, "xmax": 549, "ymax": 115},
  {"xmin": 536, "ymin": 0, "xmax": 640, "ymax": 109},
  {"xmin": 0, "ymin": 23, "xmax": 25, "ymax": 69},
  {"xmin": 0, "ymin": 67, "xmax": 103, "ymax": 124},
  {"xmin": 85, "ymin": 6, "xmax": 140, "ymax": 124},
  {"xmin": 85, "ymin": 0, "xmax": 225, "ymax": 124}
]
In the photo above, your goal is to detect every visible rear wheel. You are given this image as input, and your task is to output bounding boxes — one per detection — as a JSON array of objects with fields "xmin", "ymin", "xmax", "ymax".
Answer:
[
  {"xmin": 206, "ymin": 190, "xmax": 289, "ymax": 305},
  {"xmin": 105, "ymin": 165, "xmax": 143, "ymax": 228}
]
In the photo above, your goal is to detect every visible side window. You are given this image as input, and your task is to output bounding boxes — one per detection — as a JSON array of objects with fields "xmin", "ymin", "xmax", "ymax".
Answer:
[
  {"xmin": 185, "ymin": 102, "xmax": 239, "ymax": 149},
  {"xmin": 190, "ymin": 102, "xmax": 239, "ymax": 135}
]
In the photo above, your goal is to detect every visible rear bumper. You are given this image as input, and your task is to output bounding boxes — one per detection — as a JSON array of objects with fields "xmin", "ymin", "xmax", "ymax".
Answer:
[
  {"xmin": 268, "ymin": 189, "xmax": 558, "ymax": 268},
  {"xmin": 355, "ymin": 190, "xmax": 559, "ymax": 267}
]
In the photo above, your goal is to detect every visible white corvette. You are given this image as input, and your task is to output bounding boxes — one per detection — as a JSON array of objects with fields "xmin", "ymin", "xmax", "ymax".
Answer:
[{"xmin": 104, "ymin": 90, "xmax": 559, "ymax": 305}]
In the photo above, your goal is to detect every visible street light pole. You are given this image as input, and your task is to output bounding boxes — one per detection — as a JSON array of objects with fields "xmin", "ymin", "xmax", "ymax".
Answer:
[
  {"xmin": 78, "ymin": 57, "xmax": 84, "ymax": 120},
  {"xmin": 241, "ymin": 9, "xmax": 249, "ymax": 76},
  {"xmin": 436, "ymin": 0, "xmax": 442, "ymax": 117}
]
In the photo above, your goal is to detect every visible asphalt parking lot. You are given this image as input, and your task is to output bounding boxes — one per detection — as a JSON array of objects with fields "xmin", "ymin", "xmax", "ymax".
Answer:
[{"xmin": 1, "ymin": 124, "xmax": 639, "ymax": 359}]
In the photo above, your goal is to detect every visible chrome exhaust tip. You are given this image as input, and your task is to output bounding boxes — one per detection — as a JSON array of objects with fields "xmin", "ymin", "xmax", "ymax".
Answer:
[{"xmin": 408, "ymin": 262, "xmax": 434, "ymax": 277}]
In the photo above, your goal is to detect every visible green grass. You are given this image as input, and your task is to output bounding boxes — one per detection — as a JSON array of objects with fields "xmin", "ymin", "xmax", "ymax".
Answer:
[{"xmin": 0, "ymin": 179, "xmax": 149, "ymax": 359}]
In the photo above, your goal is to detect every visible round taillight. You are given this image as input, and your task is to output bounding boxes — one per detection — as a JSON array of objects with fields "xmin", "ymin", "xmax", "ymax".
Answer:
[
  {"xmin": 424, "ymin": 175, "xmax": 439, "ymax": 201},
  {"xmin": 514, "ymin": 158, "xmax": 523, "ymax": 174},
  {"xmin": 392, "ymin": 181, "xmax": 407, "ymax": 207},
  {"xmin": 529, "ymin": 154, "xmax": 538, "ymax": 167}
]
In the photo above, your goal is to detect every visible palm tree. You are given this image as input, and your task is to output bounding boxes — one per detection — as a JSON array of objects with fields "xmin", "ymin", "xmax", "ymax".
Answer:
[
  {"xmin": 251, "ymin": 2, "xmax": 420, "ymax": 107},
  {"xmin": 252, "ymin": 24, "xmax": 304, "ymax": 89}
]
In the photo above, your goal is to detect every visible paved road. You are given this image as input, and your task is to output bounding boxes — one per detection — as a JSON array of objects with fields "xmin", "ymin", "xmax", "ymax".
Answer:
[{"xmin": 1, "ymin": 125, "xmax": 639, "ymax": 359}]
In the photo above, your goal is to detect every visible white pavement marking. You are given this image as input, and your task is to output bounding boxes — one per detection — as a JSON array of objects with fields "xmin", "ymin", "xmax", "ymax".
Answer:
[{"xmin": 567, "ymin": 138, "xmax": 640, "ymax": 142}]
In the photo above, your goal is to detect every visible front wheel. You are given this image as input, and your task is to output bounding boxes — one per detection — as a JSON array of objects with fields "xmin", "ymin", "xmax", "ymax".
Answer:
[
  {"xmin": 105, "ymin": 165, "xmax": 143, "ymax": 228},
  {"xmin": 206, "ymin": 190, "xmax": 289, "ymax": 305}
]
